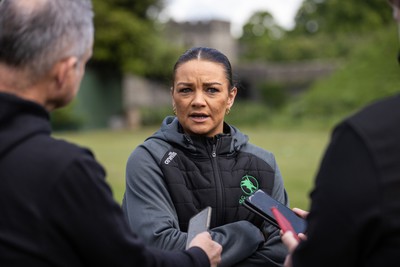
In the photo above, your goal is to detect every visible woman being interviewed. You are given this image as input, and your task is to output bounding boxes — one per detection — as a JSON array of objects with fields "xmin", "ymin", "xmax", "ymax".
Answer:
[{"xmin": 122, "ymin": 47, "xmax": 288, "ymax": 266}]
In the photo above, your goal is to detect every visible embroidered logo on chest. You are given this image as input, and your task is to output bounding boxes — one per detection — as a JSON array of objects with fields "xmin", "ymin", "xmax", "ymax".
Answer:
[{"xmin": 239, "ymin": 175, "xmax": 259, "ymax": 204}]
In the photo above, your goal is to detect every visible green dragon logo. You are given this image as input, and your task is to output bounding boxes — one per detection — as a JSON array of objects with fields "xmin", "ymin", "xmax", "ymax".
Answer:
[{"xmin": 239, "ymin": 175, "xmax": 259, "ymax": 204}]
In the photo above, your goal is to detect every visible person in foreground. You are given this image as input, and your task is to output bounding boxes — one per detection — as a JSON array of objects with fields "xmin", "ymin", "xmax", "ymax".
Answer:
[
  {"xmin": 280, "ymin": 1, "xmax": 400, "ymax": 266},
  {"xmin": 122, "ymin": 47, "xmax": 288, "ymax": 267},
  {"xmin": 0, "ymin": 0, "xmax": 221, "ymax": 266}
]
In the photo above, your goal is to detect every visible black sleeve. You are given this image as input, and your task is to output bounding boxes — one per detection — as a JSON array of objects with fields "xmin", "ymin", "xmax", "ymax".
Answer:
[
  {"xmin": 47, "ymin": 151, "xmax": 209, "ymax": 267},
  {"xmin": 292, "ymin": 123, "xmax": 381, "ymax": 267}
]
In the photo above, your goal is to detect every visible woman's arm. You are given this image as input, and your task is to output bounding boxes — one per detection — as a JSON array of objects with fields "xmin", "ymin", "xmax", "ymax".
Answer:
[{"xmin": 122, "ymin": 144, "xmax": 185, "ymax": 249}]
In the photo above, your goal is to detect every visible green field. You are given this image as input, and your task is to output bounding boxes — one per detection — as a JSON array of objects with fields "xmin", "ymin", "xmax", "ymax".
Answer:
[{"xmin": 54, "ymin": 126, "xmax": 330, "ymax": 210}]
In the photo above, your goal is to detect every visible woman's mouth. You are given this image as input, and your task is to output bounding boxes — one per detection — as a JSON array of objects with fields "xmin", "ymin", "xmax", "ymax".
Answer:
[{"xmin": 189, "ymin": 113, "xmax": 209, "ymax": 122}]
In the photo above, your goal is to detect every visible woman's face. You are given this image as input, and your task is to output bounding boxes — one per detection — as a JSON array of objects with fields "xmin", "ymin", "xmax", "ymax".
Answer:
[{"xmin": 172, "ymin": 59, "xmax": 237, "ymax": 137}]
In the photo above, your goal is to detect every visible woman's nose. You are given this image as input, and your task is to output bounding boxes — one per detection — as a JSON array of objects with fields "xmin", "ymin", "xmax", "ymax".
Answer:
[{"xmin": 191, "ymin": 91, "xmax": 206, "ymax": 106}]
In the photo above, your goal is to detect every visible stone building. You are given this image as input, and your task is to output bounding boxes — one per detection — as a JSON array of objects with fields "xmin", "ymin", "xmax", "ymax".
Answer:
[{"xmin": 165, "ymin": 19, "xmax": 238, "ymax": 65}]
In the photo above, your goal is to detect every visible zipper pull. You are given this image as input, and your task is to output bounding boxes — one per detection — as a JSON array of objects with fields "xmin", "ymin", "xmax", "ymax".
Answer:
[{"xmin": 212, "ymin": 143, "xmax": 216, "ymax": 158}]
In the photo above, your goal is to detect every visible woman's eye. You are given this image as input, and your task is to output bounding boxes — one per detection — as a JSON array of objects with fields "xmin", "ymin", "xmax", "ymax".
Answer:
[
  {"xmin": 178, "ymin": 88, "xmax": 192, "ymax": 93},
  {"xmin": 207, "ymin": 87, "xmax": 219, "ymax": 93}
]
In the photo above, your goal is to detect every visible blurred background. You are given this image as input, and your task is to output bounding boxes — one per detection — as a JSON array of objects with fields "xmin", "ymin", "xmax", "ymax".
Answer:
[{"xmin": 53, "ymin": 0, "xmax": 400, "ymax": 209}]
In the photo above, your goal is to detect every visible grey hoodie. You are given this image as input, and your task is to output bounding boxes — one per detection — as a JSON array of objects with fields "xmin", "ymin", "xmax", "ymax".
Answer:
[{"xmin": 123, "ymin": 116, "xmax": 288, "ymax": 266}]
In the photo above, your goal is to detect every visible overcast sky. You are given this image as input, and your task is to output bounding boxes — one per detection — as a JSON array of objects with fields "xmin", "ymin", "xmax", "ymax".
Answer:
[{"xmin": 159, "ymin": 0, "xmax": 305, "ymax": 37}]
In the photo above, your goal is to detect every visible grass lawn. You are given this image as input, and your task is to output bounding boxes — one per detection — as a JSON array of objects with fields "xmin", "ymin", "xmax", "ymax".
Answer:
[{"xmin": 54, "ymin": 126, "xmax": 330, "ymax": 210}]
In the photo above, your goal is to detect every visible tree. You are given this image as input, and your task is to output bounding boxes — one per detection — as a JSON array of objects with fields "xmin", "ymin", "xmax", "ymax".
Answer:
[
  {"xmin": 291, "ymin": 25, "xmax": 400, "ymax": 125},
  {"xmin": 91, "ymin": 0, "xmax": 179, "ymax": 80},
  {"xmin": 110, "ymin": 0, "xmax": 162, "ymax": 19},
  {"xmin": 239, "ymin": 11, "xmax": 285, "ymax": 62},
  {"xmin": 239, "ymin": 0, "xmax": 393, "ymax": 62},
  {"xmin": 293, "ymin": 0, "xmax": 392, "ymax": 35}
]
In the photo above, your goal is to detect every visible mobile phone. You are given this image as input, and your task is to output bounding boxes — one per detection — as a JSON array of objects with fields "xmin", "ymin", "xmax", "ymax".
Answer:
[
  {"xmin": 185, "ymin": 206, "xmax": 212, "ymax": 249},
  {"xmin": 243, "ymin": 189, "xmax": 307, "ymax": 234},
  {"xmin": 271, "ymin": 207, "xmax": 300, "ymax": 241}
]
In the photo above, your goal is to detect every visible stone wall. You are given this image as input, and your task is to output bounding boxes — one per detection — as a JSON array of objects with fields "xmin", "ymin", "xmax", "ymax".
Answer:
[
  {"xmin": 123, "ymin": 74, "xmax": 170, "ymax": 129},
  {"xmin": 165, "ymin": 19, "xmax": 238, "ymax": 65}
]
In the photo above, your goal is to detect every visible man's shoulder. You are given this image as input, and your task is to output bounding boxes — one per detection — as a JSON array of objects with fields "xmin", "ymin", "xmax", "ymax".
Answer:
[
  {"xmin": 30, "ymin": 134, "xmax": 94, "ymax": 159},
  {"xmin": 19, "ymin": 134, "xmax": 99, "ymax": 176},
  {"xmin": 335, "ymin": 94, "xmax": 400, "ymax": 152},
  {"xmin": 368, "ymin": 93, "xmax": 397, "ymax": 109},
  {"xmin": 346, "ymin": 94, "xmax": 400, "ymax": 131}
]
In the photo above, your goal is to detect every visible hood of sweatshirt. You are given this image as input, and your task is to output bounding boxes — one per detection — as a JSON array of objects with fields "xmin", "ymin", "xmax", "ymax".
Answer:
[{"xmin": 146, "ymin": 116, "xmax": 249, "ymax": 155}]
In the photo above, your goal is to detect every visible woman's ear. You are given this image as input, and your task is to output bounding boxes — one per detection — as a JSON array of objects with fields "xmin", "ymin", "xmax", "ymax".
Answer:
[{"xmin": 227, "ymin": 86, "xmax": 237, "ymax": 108}]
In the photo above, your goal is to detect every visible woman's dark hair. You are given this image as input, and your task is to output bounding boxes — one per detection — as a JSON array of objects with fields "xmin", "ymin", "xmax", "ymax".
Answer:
[{"xmin": 172, "ymin": 47, "xmax": 235, "ymax": 89}]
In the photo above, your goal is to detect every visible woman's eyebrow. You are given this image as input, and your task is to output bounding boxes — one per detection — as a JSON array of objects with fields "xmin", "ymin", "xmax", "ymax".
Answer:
[
  {"xmin": 203, "ymin": 82, "xmax": 222, "ymax": 86},
  {"xmin": 176, "ymin": 82, "xmax": 193, "ymax": 86},
  {"xmin": 176, "ymin": 82, "xmax": 223, "ymax": 86}
]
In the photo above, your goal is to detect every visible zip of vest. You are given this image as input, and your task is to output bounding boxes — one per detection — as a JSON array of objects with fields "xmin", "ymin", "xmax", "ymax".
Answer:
[{"xmin": 209, "ymin": 137, "xmax": 225, "ymax": 226}]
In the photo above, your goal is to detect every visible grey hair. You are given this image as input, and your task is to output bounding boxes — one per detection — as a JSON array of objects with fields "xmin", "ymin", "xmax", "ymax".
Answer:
[{"xmin": 0, "ymin": 0, "xmax": 94, "ymax": 82}]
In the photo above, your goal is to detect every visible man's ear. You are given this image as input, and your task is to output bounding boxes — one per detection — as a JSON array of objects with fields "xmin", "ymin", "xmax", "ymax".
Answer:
[{"xmin": 53, "ymin": 57, "xmax": 78, "ymax": 88}]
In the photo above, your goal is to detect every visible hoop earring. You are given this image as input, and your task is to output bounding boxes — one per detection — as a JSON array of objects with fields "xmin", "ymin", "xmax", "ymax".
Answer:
[{"xmin": 173, "ymin": 106, "xmax": 177, "ymax": 115}]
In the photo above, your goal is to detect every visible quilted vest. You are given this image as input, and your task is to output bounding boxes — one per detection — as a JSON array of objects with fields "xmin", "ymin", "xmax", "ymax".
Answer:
[{"xmin": 160, "ymin": 135, "xmax": 276, "ymax": 232}]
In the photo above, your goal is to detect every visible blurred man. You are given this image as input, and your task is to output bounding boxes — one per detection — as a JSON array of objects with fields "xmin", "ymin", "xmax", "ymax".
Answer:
[
  {"xmin": 0, "ymin": 0, "xmax": 221, "ymax": 266},
  {"xmin": 281, "ymin": 1, "xmax": 400, "ymax": 267}
]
